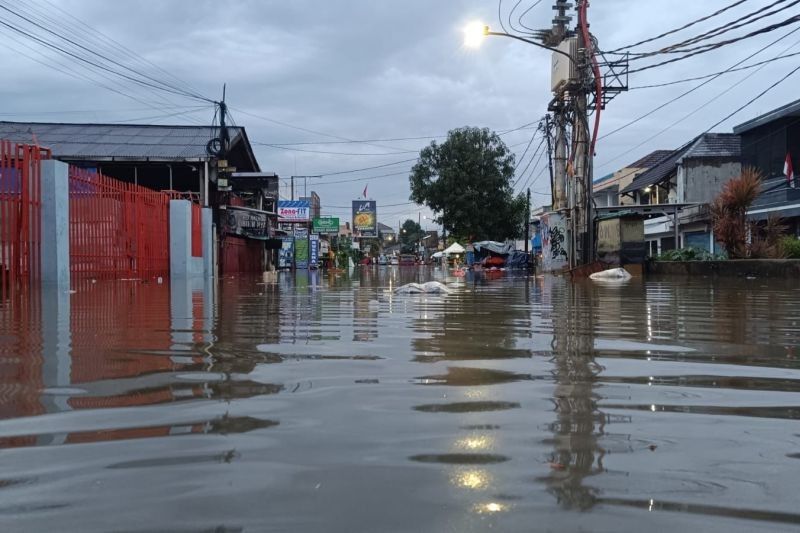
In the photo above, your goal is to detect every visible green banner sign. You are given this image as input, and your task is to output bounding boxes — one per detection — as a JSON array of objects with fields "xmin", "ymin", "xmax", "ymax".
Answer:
[{"xmin": 312, "ymin": 217, "xmax": 339, "ymax": 234}]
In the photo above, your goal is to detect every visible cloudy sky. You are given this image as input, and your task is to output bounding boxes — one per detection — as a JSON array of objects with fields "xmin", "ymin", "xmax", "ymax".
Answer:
[{"xmin": 1, "ymin": 0, "xmax": 798, "ymax": 230}]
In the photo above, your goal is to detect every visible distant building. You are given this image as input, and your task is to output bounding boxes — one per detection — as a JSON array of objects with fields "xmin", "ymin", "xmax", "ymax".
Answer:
[
  {"xmin": 0, "ymin": 121, "xmax": 278, "ymax": 273},
  {"xmin": 300, "ymin": 191, "xmax": 321, "ymax": 221},
  {"xmin": 619, "ymin": 133, "xmax": 741, "ymax": 255},
  {"xmin": 735, "ymin": 99, "xmax": 800, "ymax": 236},
  {"xmin": 0, "ymin": 121, "xmax": 260, "ymax": 206},
  {"xmin": 594, "ymin": 150, "xmax": 673, "ymax": 207},
  {"xmin": 377, "ymin": 222, "xmax": 396, "ymax": 245}
]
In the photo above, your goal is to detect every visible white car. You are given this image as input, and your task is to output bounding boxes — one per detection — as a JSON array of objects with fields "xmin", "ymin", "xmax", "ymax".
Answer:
[{"xmin": 390, "ymin": 255, "xmax": 399, "ymax": 266}]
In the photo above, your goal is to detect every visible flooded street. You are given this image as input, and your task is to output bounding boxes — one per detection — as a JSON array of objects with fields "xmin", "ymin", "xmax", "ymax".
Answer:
[{"xmin": 1, "ymin": 268, "xmax": 800, "ymax": 532}]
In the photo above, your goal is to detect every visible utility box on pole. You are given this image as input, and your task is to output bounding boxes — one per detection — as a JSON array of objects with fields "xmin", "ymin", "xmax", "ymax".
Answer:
[{"xmin": 551, "ymin": 38, "xmax": 578, "ymax": 92}]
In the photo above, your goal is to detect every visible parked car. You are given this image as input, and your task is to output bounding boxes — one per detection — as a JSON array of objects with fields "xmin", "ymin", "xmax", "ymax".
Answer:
[
  {"xmin": 378, "ymin": 255, "xmax": 388, "ymax": 266},
  {"xmin": 390, "ymin": 255, "xmax": 399, "ymax": 266},
  {"xmin": 399, "ymin": 254, "xmax": 417, "ymax": 266}
]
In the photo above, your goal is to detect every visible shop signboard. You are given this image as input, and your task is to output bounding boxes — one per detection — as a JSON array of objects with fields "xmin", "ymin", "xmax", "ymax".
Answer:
[
  {"xmin": 312, "ymin": 217, "xmax": 339, "ymax": 234},
  {"xmin": 222, "ymin": 206, "xmax": 270, "ymax": 239},
  {"xmin": 310, "ymin": 234, "xmax": 319, "ymax": 266},
  {"xmin": 278, "ymin": 200, "xmax": 310, "ymax": 223}
]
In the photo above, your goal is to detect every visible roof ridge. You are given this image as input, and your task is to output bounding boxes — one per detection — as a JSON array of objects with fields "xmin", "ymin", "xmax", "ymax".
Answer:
[{"xmin": 0, "ymin": 120, "xmax": 240, "ymax": 130}]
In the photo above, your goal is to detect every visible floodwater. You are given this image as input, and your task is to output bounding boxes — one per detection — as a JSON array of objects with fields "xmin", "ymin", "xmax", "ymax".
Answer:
[{"xmin": 1, "ymin": 268, "xmax": 800, "ymax": 532}]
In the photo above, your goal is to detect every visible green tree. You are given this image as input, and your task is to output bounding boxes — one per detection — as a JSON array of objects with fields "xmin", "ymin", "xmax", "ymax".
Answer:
[
  {"xmin": 399, "ymin": 219, "xmax": 423, "ymax": 253},
  {"xmin": 409, "ymin": 126, "xmax": 526, "ymax": 242}
]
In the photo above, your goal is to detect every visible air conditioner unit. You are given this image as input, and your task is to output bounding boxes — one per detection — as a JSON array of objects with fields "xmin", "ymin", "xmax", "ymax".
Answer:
[{"xmin": 551, "ymin": 37, "xmax": 578, "ymax": 93}]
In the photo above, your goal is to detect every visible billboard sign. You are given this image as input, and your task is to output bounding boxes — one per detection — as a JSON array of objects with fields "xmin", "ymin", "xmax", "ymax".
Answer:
[
  {"xmin": 294, "ymin": 226, "xmax": 309, "ymax": 269},
  {"xmin": 352, "ymin": 200, "xmax": 377, "ymax": 237},
  {"xmin": 312, "ymin": 217, "xmax": 339, "ymax": 234},
  {"xmin": 278, "ymin": 200, "xmax": 310, "ymax": 223}
]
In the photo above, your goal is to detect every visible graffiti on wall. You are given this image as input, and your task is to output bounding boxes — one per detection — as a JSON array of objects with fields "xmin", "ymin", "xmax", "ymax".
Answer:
[{"xmin": 541, "ymin": 212, "xmax": 569, "ymax": 272}]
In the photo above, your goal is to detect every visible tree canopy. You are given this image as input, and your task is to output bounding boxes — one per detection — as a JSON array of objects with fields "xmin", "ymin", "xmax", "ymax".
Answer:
[
  {"xmin": 409, "ymin": 126, "xmax": 526, "ymax": 242},
  {"xmin": 399, "ymin": 218, "xmax": 423, "ymax": 253}
]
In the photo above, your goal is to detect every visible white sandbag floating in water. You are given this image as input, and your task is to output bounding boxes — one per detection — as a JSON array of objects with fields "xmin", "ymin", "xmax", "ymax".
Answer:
[
  {"xmin": 394, "ymin": 281, "xmax": 452, "ymax": 294},
  {"xmin": 589, "ymin": 267, "xmax": 632, "ymax": 281}
]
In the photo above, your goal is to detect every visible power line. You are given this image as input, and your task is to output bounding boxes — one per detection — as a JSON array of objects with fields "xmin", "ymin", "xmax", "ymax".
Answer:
[
  {"xmin": 704, "ymin": 60, "xmax": 800, "ymax": 132},
  {"xmin": 626, "ymin": 0, "xmax": 796, "ymax": 58},
  {"xmin": 306, "ymin": 158, "xmax": 419, "ymax": 177},
  {"xmin": 627, "ymin": 14, "xmax": 800, "ymax": 74},
  {"xmin": 0, "ymin": 25, "xmax": 207, "ymax": 121},
  {"xmin": 599, "ymin": 44, "xmax": 798, "ymax": 172},
  {"xmin": 630, "ymin": 50, "xmax": 800, "ymax": 89},
  {"xmin": 0, "ymin": 4, "xmax": 213, "ymax": 103},
  {"xmin": 607, "ymin": 0, "xmax": 750, "ymax": 53},
  {"xmin": 600, "ymin": 26, "xmax": 800, "ymax": 140},
  {"xmin": 513, "ymin": 135, "xmax": 546, "ymax": 187},
  {"xmin": 517, "ymin": 0, "xmax": 545, "ymax": 33},
  {"xmin": 33, "ymin": 0, "xmax": 207, "ymax": 102},
  {"xmin": 252, "ymin": 141, "xmax": 417, "ymax": 156}
]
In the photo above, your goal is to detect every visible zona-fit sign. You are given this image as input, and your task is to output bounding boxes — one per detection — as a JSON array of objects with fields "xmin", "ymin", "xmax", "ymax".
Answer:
[{"xmin": 278, "ymin": 200, "xmax": 310, "ymax": 222}]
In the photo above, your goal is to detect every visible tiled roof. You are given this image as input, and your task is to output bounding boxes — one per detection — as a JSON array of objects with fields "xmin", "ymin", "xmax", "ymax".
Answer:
[
  {"xmin": 682, "ymin": 133, "xmax": 740, "ymax": 158},
  {"xmin": 621, "ymin": 148, "xmax": 684, "ymax": 194},
  {"xmin": 626, "ymin": 149, "xmax": 673, "ymax": 170},
  {"xmin": 621, "ymin": 134, "xmax": 740, "ymax": 194}
]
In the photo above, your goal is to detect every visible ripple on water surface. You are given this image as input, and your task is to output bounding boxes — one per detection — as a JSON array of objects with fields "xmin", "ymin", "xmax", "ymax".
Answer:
[{"xmin": 0, "ymin": 271, "xmax": 799, "ymax": 531}]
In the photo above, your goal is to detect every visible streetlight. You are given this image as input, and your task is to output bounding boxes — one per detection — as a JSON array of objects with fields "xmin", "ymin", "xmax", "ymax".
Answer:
[
  {"xmin": 463, "ymin": 22, "xmax": 488, "ymax": 48},
  {"xmin": 462, "ymin": 22, "xmax": 574, "ymax": 63}
]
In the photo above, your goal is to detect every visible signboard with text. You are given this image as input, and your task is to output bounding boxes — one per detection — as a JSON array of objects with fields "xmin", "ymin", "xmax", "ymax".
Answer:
[
  {"xmin": 278, "ymin": 200, "xmax": 310, "ymax": 223},
  {"xmin": 352, "ymin": 200, "xmax": 377, "ymax": 237},
  {"xmin": 222, "ymin": 206, "xmax": 270, "ymax": 240},
  {"xmin": 312, "ymin": 217, "xmax": 339, "ymax": 234},
  {"xmin": 310, "ymin": 234, "xmax": 319, "ymax": 266}
]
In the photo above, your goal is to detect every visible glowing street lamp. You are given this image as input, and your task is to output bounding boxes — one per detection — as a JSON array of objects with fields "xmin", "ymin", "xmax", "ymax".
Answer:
[
  {"xmin": 463, "ymin": 21, "xmax": 489, "ymax": 48},
  {"xmin": 463, "ymin": 22, "xmax": 574, "ymax": 62}
]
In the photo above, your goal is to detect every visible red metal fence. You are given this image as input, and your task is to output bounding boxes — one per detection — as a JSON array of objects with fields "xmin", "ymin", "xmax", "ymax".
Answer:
[
  {"xmin": 69, "ymin": 167, "xmax": 170, "ymax": 279},
  {"xmin": 0, "ymin": 141, "xmax": 49, "ymax": 300}
]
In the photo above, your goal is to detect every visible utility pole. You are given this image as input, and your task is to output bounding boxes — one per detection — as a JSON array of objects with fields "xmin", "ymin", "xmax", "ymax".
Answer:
[
  {"xmin": 552, "ymin": 109, "xmax": 568, "ymax": 211},
  {"xmin": 524, "ymin": 188, "xmax": 531, "ymax": 255},
  {"xmin": 290, "ymin": 176, "xmax": 294, "ymax": 200},
  {"xmin": 544, "ymin": 115, "xmax": 555, "ymax": 205}
]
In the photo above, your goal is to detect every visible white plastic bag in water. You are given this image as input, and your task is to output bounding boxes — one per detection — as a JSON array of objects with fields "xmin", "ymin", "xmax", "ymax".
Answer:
[
  {"xmin": 394, "ymin": 281, "xmax": 452, "ymax": 294},
  {"xmin": 589, "ymin": 267, "xmax": 632, "ymax": 281}
]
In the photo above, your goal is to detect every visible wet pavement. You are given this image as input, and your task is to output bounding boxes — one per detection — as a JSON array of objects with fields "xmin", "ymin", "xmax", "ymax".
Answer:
[{"xmin": 1, "ymin": 267, "xmax": 800, "ymax": 532}]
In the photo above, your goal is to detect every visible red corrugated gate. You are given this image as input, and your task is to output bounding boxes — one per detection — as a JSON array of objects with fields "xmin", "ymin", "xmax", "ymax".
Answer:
[
  {"xmin": 69, "ymin": 166, "xmax": 170, "ymax": 280},
  {"xmin": 0, "ymin": 141, "xmax": 49, "ymax": 300}
]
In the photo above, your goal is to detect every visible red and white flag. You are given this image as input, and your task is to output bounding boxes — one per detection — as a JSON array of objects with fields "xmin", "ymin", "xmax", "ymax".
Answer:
[
  {"xmin": 362, "ymin": 184, "xmax": 368, "ymax": 198},
  {"xmin": 785, "ymin": 152, "xmax": 795, "ymax": 188}
]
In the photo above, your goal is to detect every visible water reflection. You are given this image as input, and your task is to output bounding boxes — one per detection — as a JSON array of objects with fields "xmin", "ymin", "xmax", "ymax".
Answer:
[{"xmin": 1, "ymin": 270, "xmax": 800, "ymax": 531}]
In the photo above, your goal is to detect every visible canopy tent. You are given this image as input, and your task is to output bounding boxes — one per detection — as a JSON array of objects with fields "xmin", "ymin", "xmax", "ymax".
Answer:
[
  {"xmin": 443, "ymin": 243, "xmax": 465, "ymax": 255},
  {"xmin": 431, "ymin": 251, "xmax": 444, "ymax": 259},
  {"xmin": 473, "ymin": 241, "xmax": 515, "ymax": 255}
]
